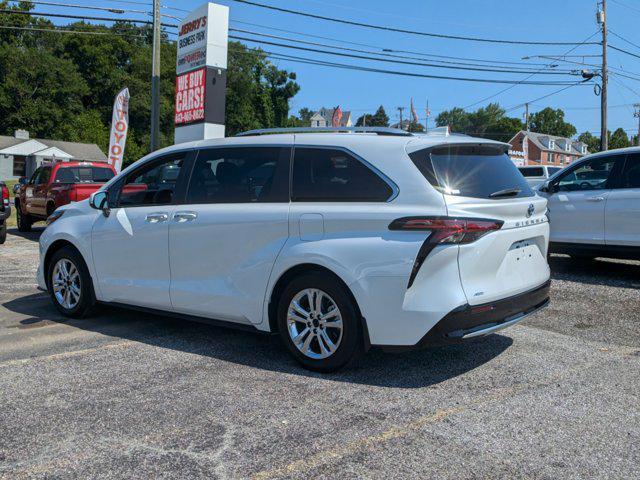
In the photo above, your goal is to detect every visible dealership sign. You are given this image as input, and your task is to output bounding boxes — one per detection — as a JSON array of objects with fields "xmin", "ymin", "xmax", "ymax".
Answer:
[
  {"xmin": 175, "ymin": 68, "xmax": 206, "ymax": 125},
  {"xmin": 108, "ymin": 88, "xmax": 129, "ymax": 173},
  {"xmin": 175, "ymin": 2, "xmax": 228, "ymax": 144}
]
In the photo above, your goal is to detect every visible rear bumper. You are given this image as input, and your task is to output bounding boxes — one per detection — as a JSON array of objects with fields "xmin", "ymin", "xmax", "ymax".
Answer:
[{"xmin": 380, "ymin": 280, "xmax": 550, "ymax": 352}]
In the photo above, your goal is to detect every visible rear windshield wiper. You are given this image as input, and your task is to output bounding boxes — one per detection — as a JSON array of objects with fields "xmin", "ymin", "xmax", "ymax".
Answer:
[{"xmin": 489, "ymin": 187, "xmax": 521, "ymax": 198}]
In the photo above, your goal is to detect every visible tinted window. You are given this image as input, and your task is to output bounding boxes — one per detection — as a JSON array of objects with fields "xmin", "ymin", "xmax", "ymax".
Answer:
[
  {"xmin": 410, "ymin": 145, "xmax": 534, "ymax": 199},
  {"xmin": 29, "ymin": 168, "xmax": 42, "ymax": 185},
  {"xmin": 519, "ymin": 167, "xmax": 544, "ymax": 177},
  {"xmin": 54, "ymin": 167, "xmax": 115, "ymax": 184},
  {"xmin": 186, "ymin": 147, "xmax": 290, "ymax": 204},
  {"xmin": 292, "ymin": 148, "xmax": 392, "ymax": 202},
  {"xmin": 619, "ymin": 154, "xmax": 640, "ymax": 189},
  {"xmin": 548, "ymin": 167, "xmax": 562, "ymax": 175},
  {"xmin": 555, "ymin": 157, "xmax": 616, "ymax": 192},
  {"xmin": 118, "ymin": 155, "xmax": 185, "ymax": 207}
]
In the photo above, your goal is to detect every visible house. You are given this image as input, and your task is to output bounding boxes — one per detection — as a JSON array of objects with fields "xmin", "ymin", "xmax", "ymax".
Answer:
[
  {"xmin": 0, "ymin": 130, "xmax": 107, "ymax": 180},
  {"xmin": 509, "ymin": 130, "xmax": 588, "ymax": 167},
  {"xmin": 309, "ymin": 107, "xmax": 352, "ymax": 128}
]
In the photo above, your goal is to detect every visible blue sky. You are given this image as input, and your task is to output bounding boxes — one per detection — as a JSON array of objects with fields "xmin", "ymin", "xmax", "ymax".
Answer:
[{"xmin": 41, "ymin": 0, "xmax": 640, "ymax": 137}]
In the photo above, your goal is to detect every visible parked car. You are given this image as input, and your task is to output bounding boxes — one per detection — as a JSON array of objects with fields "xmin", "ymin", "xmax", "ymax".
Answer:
[
  {"xmin": 518, "ymin": 165, "xmax": 563, "ymax": 187},
  {"xmin": 538, "ymin": 146, "xmax": 640, "ymax": 260},
  {"xmin": 37, "ymin": 127, "xmax": 551, "ymax": 372},
  {"xmin": 0, "ymin": 181, "xmax": 10, "ymax": 244},
  {"xmin": 14, "ymin": 161, "xmax": 116, "ymax": 232}
]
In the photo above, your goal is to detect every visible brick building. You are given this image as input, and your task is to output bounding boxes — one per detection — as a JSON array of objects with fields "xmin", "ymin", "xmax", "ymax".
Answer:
[{"xmin": 508, "ymin": 130, "xmax": 588, "ymax": 167}]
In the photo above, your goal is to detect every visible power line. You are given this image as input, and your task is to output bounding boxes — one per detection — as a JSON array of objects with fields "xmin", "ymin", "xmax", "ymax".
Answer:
[
  {"xmin": 609, "ymin": 44, "xmax": 640, "ymax": 60},
  {"xmin": 229, "ymin": 20, "xmax": 552, "ymax": 67},
  {"xmin": 505, "ymin": 82, "xmax": 591, "ymax": 112},
  {"xmin": 227, "ymin": 44, "xmax": 588, "ymax": 86},
  {"xmin": 0, "ymin": 8, "xmax": 178, "ymax": 28},
  {"xmin": 11, "ymin": 0, "xmax": 146, "ymax": 14},
  {"xmin": 230, "ymin": 34, "xmax": 580, "ymax": 76},
  {"xmin": 609, "ymin": 30, "xmax": 640, "ymax": 51},
  {"xmin": 462, "ymin": 31, "xmax": 601, "ymax": 110},
  {"xmin": 0, "ymin": 24, "xmax": 149, "ymax": 38},
  {"xmin": 226, "ymin": 0, "xmax": 600, "ymax": 46}
]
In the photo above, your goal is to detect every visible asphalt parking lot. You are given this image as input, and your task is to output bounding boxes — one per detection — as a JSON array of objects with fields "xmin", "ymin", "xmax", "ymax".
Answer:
[{"xmin": 1, "ymin": 227, "xmax": 639, "ymax": 479}]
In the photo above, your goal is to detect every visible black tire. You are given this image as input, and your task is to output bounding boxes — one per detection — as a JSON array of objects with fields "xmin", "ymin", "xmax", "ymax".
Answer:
[
  {"xmin": 277, "ymin": 272, "xmax": 364, "ymax": 372},
  {"xmin": 47, "ymin": 246, "xmax": 96, "ymax": 318},
  {"xmin": 16, "ymin": 203, "xmax": 32, "ymax": 232},
  {"xmin": 0, "ymin": 223, "xmax": 6, "ymax": 244}
]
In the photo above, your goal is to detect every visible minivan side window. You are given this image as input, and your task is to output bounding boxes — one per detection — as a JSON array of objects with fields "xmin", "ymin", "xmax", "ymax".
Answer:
[
  {"xmin": 292, "ymin": 148, "xmax": 393, "ymax": 202},
  {"xmin": 117, "ymin": 154, "xmax": 185, "ymax": 207},
  {"xmin": 186, "ymin": 147, "xmax": 290, "ymax": 204},
  {"xmin": 555, "ymin": 157, "xmax": 617, "ymax": 192},
  {"xmin": 618, "ymin": 154, "xmax": 640, "ymax": 189}
]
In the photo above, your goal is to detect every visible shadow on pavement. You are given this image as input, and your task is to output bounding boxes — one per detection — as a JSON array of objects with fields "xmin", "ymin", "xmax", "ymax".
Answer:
[
  {"xmin": 549, "ymin": 254, "xmax": 640, "ymax": 289},
  {"xmin": 7, "ymin": 227, "xmax": 44, "ymax": 242},
  {"xmin": 3, "ymin": 292, "xmax": 512, "ymax": 389}
]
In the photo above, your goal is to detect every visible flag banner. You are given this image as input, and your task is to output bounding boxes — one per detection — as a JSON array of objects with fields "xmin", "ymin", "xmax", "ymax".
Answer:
[
  {"xmin": 410, "ymin": 98, "xmax": 419, "ymax": 123},
  {"xmin": 332, "ymin": 105, "xmax": 343, "ymax": 127},
  {"xmin": 108, "ymin": 88, "xmax": 130, "ymax": 173}
]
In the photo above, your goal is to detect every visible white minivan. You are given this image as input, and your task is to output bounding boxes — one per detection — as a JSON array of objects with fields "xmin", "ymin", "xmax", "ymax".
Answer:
[
  {"xmin": 38, "ymin": 127, "xmax": 550, "ymax": 371},
  {"xmin": 539, "ymin": 146, "xmax": 640, "ymax": 260}
]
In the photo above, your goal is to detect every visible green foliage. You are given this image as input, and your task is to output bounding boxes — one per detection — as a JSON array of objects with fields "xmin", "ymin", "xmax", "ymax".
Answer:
[
  {"xmin": 578, "ymin": 131, "xmax": 600, "ymax": 153},
  {"xmin": 436, "ymin": 103, "xmax": 522, "ymax": 142},
  {"xmin": 529, "ymin": 107, "xmax": 576, "ymax": 138},
  {"xmin": 407, "ymin": 120, "xmax": 424, "ymax": 132},
  {"xmin": 356, "ymin": 105, "xmax": 389, "ymax": 127},
  {"xmin": 609, "ymin": 128, "xmax": 631, "ymax": 150},
  {"xmin": 0, "ymin": 8, "xmax": 300, "ymax": 166}
]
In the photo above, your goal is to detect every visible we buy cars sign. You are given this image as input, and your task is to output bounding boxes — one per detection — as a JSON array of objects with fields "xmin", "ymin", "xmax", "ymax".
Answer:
[{"xmin": 175, "ymin": 68, "xmax": 206, "ymax": 126}]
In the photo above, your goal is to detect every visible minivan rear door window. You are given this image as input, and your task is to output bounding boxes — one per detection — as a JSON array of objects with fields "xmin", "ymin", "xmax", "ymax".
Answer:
[{"xmin": 410, "ymin": 144, "xmax": 534, "ymax": 199}]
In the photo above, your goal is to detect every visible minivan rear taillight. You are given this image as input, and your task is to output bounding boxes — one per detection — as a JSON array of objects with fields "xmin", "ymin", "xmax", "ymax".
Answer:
[{"xmin": 389, "ymin": 216, "xmax": 503, "ymax": 288}]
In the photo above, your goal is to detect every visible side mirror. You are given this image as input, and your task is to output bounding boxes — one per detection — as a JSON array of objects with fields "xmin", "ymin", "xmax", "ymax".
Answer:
[
  {"xmin": 539, "ymin": 180, "xmax": 556, "ymax": 193},
  {"xmin": 90, "ymin": 191, "xmax": 110, "ymax": 217},
  {"xmin": 18, "ymin": 177, "xmax": 27, "ymax": 186}
]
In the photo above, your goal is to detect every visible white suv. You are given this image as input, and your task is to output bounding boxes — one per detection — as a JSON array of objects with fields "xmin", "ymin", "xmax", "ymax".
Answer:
[
  {"xmin": 38, "ymin": 127, "xmax": 551, "ymax": 371},
  {"xmin": 539, "ymin": 147, "xmax": 640, "ymax": 260}
]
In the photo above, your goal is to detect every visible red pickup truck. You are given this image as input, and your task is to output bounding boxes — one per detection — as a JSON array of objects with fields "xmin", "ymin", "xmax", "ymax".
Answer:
[{"xmin": 14, "ymin": 161, "xmax": 116, "ymax": 232}]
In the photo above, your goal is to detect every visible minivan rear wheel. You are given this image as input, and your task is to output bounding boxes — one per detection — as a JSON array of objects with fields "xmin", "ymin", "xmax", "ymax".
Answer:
[{"xmin": 277, "ymin": 272, "xmax": 363, "ymax": 372}]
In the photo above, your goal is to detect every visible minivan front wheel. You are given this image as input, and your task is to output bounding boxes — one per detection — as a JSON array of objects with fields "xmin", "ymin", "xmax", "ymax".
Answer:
[
  {"xmin": 277, "ymin": 272, "xmax": 363, "ymax": 372},
  {"xmin": 47, "ymin": 246, "xmax": 95, "ymax": 318}
]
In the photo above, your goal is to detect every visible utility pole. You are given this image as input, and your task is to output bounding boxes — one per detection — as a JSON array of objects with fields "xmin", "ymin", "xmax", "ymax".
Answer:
[
  {"xmin": 150, "ymin": 0, "xmax": 161, "ymax": 152},
  {"xmin": 524, "ymin": 102, "xmax": 530, "ymax": 131},
  {"xmin": 397, "ymin": 106, "xmax": 405, "ymax": 131},
  {"xmin": 635, "ymin": 104, "xmax": 640, "ymax": 146},
  {"xmin": 425, "ymin": 100, "xmax": 429, "ymax": 132},
  {"xmin": 598, "ymin": 0, "xmax": 608, "ymax": 151}
]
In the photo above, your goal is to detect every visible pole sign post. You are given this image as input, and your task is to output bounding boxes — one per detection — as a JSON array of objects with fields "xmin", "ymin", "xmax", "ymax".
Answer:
[{"xmin": 174, "ymin": 2, "xmax": 228, "ymax": 144}]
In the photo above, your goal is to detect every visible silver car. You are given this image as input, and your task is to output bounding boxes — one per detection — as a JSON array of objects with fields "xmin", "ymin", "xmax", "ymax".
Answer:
[{"xmin": 518, "ymin": 165, "xmax": 563, "ymax": 187}]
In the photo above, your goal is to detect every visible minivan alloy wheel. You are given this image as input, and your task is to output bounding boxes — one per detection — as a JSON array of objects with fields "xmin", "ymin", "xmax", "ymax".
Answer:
[
  {"xmin": 287, "ymin": 288, "xmax": 343, "ymax": 359},
  {"xmin": 52, "ymin": 258, "xmax": 82, "ymax": 309}
]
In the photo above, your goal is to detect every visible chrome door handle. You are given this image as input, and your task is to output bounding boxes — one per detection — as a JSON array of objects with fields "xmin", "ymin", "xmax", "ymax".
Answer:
[
  {"xmin": 145, "ymin": 213, "xmax": 168, "ymax": 223},
  {"xmin": 173, "ymin": 211, "xmax": 197, "ymax": 222},
  {"xmin": 587, "ymin": 196, "xmax": 605, "ymax": 202}
]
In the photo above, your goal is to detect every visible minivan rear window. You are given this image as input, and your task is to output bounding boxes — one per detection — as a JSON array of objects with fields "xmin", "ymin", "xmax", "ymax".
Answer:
[
  {"xmin": 410, "ymin": 145, "xmax": 534, "ymax": 199},
  {"xmin": 519, "ymin": 167, "xmax": 544, "ymax": 177}
]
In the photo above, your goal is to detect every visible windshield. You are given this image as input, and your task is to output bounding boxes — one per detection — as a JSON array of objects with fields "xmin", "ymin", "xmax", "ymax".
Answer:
[
  {"xmin": 410, "ymin": 144, "xmax": 534, "ymax": 199},
  {"xmin": 54, "ymin": 166, "xmax": 115, "ymax": 184}
]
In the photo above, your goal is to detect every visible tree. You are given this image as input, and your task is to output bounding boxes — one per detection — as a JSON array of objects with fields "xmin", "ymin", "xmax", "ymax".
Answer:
[
  {"xmin": 609, "ymin": 128, "xmax": 631, "ymax": 150},
  {"xmin": 407, "ymin": 120, "xmax": 424, "ymax": 132},
  {"xmin": 578, "ymin": 131, "xmax": 600, "ymax": 153},
  {"xmin": 435, "ymin": 103, "xmax": 522, "ymax": 142},
  {"xmin": 287, "ymin": 107, "xmax": 314, "ymax": 127},
  {"xmin": 529, "ymin": 107, "xmax": 576, "ymax": 138},
  {"xmin": 356, "ymin": 105, "xmax": 389, "ymax": 127}
]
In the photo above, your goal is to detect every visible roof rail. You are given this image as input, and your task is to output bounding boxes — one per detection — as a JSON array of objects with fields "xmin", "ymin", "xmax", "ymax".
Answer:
[{"xmin": 235, "ymin": 126, "xmax": 413, "ymax": 137}]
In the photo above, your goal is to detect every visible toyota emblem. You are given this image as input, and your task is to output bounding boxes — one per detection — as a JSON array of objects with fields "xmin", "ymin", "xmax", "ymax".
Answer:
[{"xmin": 526, "ymin": 204, "xmax": 535, "ymax": 218}]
